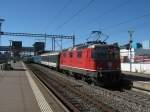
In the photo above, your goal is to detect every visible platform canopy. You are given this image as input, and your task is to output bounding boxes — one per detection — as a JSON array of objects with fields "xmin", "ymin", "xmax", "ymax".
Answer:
[{"xmin": 0, "ymin": 46, "xmax": 34, "ymax": 52}]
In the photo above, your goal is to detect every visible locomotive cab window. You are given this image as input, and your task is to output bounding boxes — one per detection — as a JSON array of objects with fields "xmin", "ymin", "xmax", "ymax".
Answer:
[
  {"xmin": 113, "ymin": 47, "xmax": 120, "ymax": 59},
  {"xmin": 108, "ymin": 47, "xmax": 120, "ymax": 60},
  {"xmin": 91, "ymin": 47, "xmax": 108, "ymax": 60}
]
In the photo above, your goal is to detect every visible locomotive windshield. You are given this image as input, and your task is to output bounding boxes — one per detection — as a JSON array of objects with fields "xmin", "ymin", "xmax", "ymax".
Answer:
[
  {"xmin": 108, "ymin": 47, "xmax": 120, "ymax": 60},
  {"xmin": 91, "ymin": 47, "xmax": 120, "ymax": 60},
  {"xmin": 91, "ymin": 47, "xmax": 108, "ymax": 60}
]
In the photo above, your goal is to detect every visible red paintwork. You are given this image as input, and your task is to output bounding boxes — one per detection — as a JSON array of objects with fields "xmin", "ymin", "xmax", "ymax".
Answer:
[
  {"xmin": 60, "ymin": 48, "xmax": 95, "ymax": 70},
  {"xmin": 60, "ymin": 44, "xmax": 120, "ymax": 72}
]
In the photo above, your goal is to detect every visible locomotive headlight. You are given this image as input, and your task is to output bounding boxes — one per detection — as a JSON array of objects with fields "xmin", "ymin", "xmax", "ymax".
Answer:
[
  {"xmin": 99, "ymin": 67, "xmax": 102, "ymax": 70},
  {"xmin": 108, "ymin": 62, "xmax": 112, "ymax": 68},
  {"xmin": 97, "ymin": 66, "xmax": 102, "ymax": 70},
  {"xmin": 117, "ymin": 67, "xmax": 120, "ymax": 70}
]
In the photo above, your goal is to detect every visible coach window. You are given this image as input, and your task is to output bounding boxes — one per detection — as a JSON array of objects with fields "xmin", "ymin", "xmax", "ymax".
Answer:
[
  {"xmin": 69, "ymin": 52, "xmax": 73, "ymax": 58},
  {"xmin": 43, "ymin": 56, "xmax": 45, "ymax": 61},
  {"xmin": 77, "ymin": 51, "xmax": 82, "ymax": 58},
  {"xmin": 46, "ymin": 56, "xmax": 48, "ymax": 61}
]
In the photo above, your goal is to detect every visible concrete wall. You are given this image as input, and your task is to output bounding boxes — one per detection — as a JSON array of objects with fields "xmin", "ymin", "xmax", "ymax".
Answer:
[
  {"xmin": 120, "ymin": 49, "xmax": 135, "ymax": 62},
  {"xmin": 121, "ymin": 63, "xmax": 150, "ymax": 74}
]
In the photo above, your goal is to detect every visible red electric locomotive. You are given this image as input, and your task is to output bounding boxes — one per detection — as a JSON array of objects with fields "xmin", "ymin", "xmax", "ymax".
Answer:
[{"xmin": 60, "ymin": 41, "xmax": 121, "ymax": 85}]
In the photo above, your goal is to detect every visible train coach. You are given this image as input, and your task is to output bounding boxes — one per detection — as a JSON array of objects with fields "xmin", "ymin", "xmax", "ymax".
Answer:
[{"xmin": 40, "ymin": 52, "xmax": 60, "ymax": 70}]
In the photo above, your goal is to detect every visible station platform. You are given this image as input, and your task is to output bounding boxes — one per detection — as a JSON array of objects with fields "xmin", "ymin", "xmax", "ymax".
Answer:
[
  {"xmin": 0, "ymin": 61, "xmax": 68, "ymax": 112},
  {"xmin": 123, "ymin": 71, "xmax": 150, "ymax": 93},
  {"xmin": 123, "ymin": 71, "xmax": 150, "ymax": 78}
]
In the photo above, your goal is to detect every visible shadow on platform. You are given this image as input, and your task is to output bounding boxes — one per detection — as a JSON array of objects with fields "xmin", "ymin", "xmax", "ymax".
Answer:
[
  {"xmin": 12, "ymin": 68, "xmax": 26, "ymax": 71},
  {"xmin": 123, "ymin": 74, "xmax": 150, "ymax": 81}
]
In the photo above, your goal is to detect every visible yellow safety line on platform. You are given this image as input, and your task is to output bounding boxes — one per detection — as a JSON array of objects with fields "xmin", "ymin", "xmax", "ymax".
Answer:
[{"xmin": 22, "ymin": 63, "xmax": 53, "ymax": 112}]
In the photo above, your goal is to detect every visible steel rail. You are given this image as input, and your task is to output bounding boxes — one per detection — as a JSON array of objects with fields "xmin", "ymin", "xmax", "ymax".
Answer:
[
  {"xmin": 28, "ymin": 63, "xmax": 150, "ymax": 112},
  {"xmin": 28, "ymin": 65, "xmax": 80, "ymax": 112},
  {"xmin": 28, "ymin": 64, "xmax": 116, "ymax": 112}
]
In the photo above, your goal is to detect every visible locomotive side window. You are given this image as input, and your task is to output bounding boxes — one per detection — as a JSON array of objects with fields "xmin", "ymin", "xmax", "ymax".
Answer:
[
  {"xmin": 69, "ymin": 52, "xmax": 73, "ymax": 58},
  {"xmin": 63, "ymin": 52, "xmax": 66, "ymax": 58},
  {"xmin": 77, "ymin": 51, "xmax": 82, "ymax": 58}
]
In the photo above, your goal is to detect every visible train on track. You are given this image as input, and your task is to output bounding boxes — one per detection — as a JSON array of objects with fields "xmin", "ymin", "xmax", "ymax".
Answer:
[{"xmin": 27, "ymin": 41, "xmax": 121, "ymax": 86}]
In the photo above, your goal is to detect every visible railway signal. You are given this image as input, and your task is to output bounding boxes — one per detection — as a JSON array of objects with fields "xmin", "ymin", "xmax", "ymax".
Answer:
[{"xmin": 128, "ymin": 30, "xmax": 134, "ymax": 72}]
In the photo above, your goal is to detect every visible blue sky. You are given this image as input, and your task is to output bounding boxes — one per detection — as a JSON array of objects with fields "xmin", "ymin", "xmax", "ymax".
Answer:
[{"xmin": 0, "ymin": 0, "xmax": 150, "ymax": 50}]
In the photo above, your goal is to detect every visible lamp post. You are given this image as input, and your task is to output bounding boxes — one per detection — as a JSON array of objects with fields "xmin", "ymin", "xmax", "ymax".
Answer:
[
  {"xmin": 9, "ymin": 40, "xmax": 12, "ymax": 62},
  {"xmin": 128, "ymin": 30, "xmax": 134, "ymax": 72},
  {"xmin": 0, "ymin": 18, "xmax": 5, "ymax": 46}
]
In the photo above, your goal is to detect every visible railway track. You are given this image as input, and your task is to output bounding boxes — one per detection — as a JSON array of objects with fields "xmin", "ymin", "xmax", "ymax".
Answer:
[
  {"xmin": 27, "ymin": 63, "xmax": 150, "ymax": 112},
  {"xmin": 123, "ymin": 90, "xmax": 150, "ymax": 105},
  {"xmin": 27, "ymin": 64, "xmax": 115, "ymax": 112},
  {"xmin": 74, "ymin": 80, "xmax": 150, "ymax": 112},
  {"xmin": 122, "ymin": 73, "xmax": 150, "ymax": 94}
]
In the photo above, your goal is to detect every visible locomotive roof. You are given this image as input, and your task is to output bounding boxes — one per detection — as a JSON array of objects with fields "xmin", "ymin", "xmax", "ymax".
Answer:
[
  {"xmin": 61, "ymin": 42, "xmax": 119, "ymax": 52},
  {"xmin": 62, "ymin": 44, "xmax": 109, "ymax": 51}
]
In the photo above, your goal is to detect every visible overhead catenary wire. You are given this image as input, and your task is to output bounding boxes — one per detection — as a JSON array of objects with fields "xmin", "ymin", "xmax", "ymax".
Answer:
[
  {"xmin": 76, "ymin": 0, "xmax": 133, "ymax": 39},
  {"xmin": 53, "ymin": 0, "xmax": 73, "ymax": 19},
  {"xmin": 102, "ymin": 12, "xmax": 150, "ymax": 30},
  {"xmin": 88, "ymin": 0, "xmax": 132, "ymax": 26},
  {"xmin": 42, "ymin": 0, "xmax": 73, "ymax": 33},
  {"xmin": 54, "ymin": 0, "xmax": 96, "ymax": 31},
  {"xmin": 75, "ymin": 0, "xmax": 132, "ymax": 32}
]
